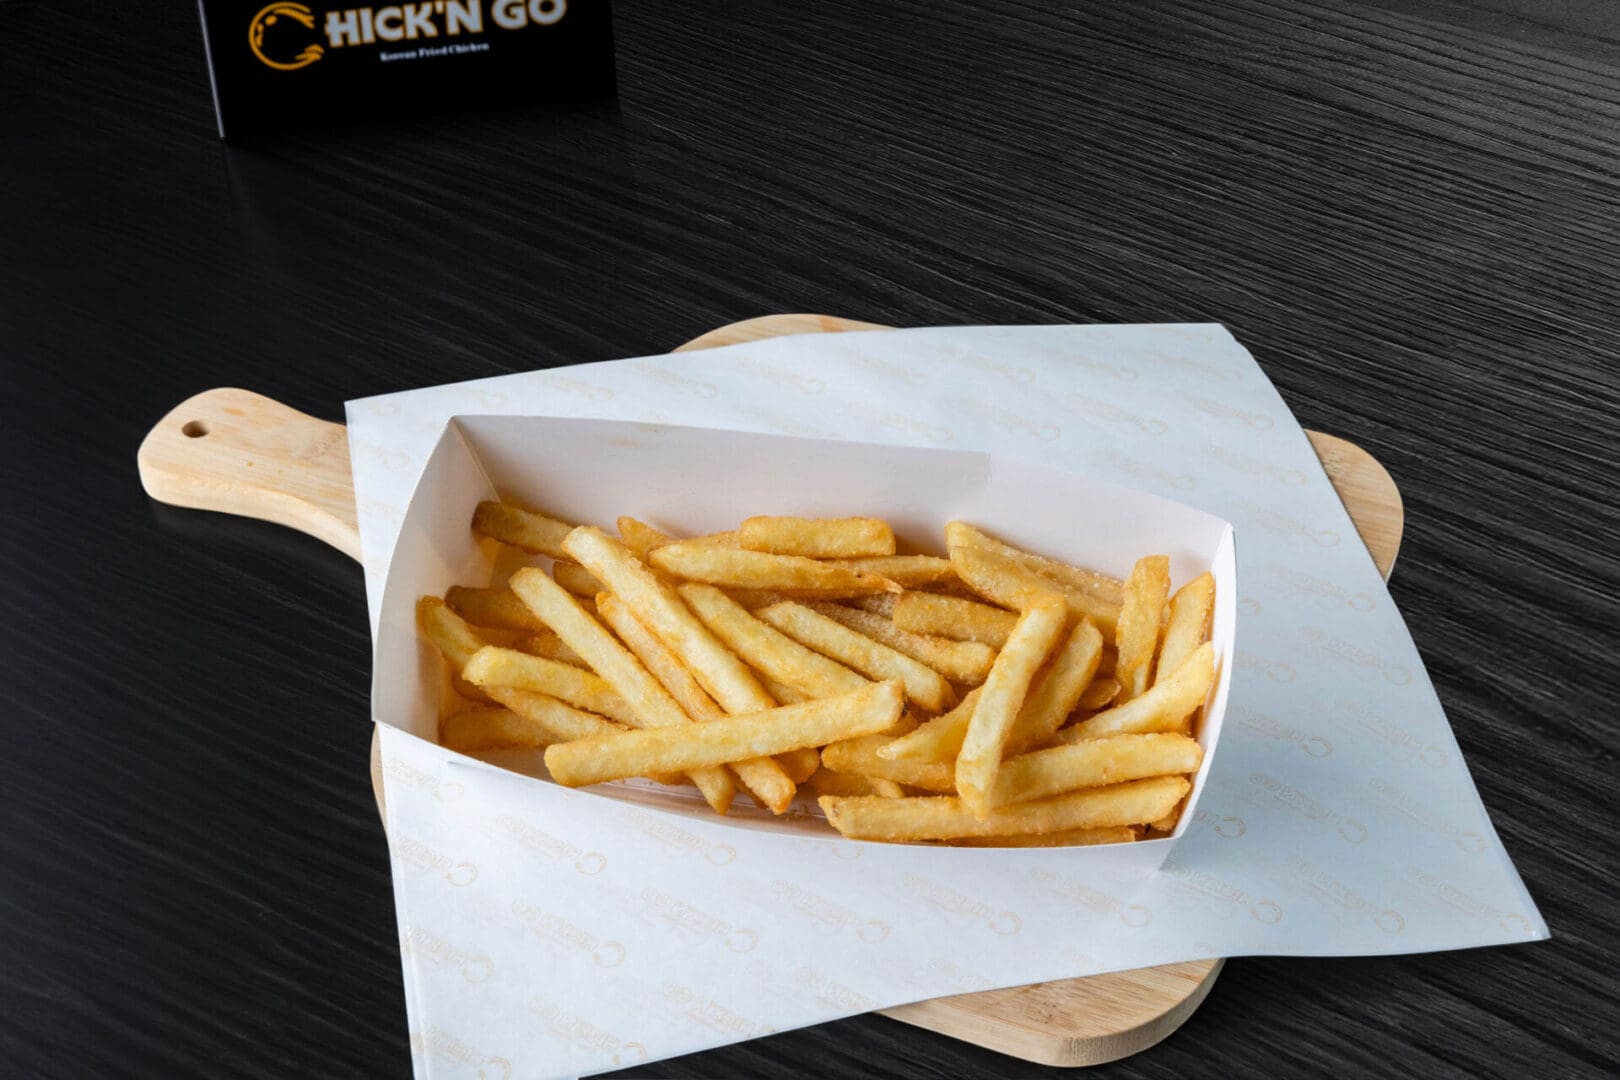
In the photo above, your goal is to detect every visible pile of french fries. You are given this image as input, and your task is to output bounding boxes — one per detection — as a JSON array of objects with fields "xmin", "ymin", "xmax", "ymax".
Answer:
[{"xmin": 418, "ymin": 504, "xmax": 1216, "ymax": 847}]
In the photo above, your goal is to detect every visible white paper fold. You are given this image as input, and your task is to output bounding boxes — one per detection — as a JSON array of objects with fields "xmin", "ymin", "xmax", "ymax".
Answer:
[{"xmin": 350, "ymin": 324, "xmax": 1546, "ymax": 1080}]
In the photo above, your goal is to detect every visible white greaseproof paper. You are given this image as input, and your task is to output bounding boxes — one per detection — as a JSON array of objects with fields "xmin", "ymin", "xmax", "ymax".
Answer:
[{"xmin": 348, "ymin": 324, "xmax": 1546, "ymax": 1080}]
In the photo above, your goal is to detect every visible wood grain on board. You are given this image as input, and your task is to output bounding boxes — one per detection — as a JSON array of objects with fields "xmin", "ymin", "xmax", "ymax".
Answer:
[{"xmin": 139, "ymin": 312, "xmax": 1404, "ymax": 1066}]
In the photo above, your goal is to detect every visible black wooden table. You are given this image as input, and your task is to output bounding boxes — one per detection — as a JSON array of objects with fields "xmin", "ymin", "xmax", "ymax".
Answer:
[{"xmin": 3, "ymin": 1, "xmax": 1617, "ymax": 1076}]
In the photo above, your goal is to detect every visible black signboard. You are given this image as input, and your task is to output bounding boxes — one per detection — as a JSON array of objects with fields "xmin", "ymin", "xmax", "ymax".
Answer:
[{"xmin": 198, "ymin": 1, "xmax": 615, "ymax": 138}]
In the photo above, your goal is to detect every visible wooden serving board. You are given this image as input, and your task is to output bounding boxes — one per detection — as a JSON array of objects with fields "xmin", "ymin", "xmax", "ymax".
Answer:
[{"xmin": 137, "ymin": 314, "xmax": 1403, "ymax": 1069}]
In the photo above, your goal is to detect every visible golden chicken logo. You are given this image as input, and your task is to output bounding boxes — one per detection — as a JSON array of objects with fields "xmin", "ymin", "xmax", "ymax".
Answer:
[{"xmin": 249, "ymin": 3, "xmax": 326, "ymax": 70}]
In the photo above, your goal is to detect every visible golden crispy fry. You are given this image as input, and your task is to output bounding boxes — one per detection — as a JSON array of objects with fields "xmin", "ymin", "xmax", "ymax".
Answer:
[
  {"xmin": 800, "ymin": 602, "xmax": 996, "ymax": 686},
  {"xmin": 679, "ymin": 584, "xmax": 870, "ymax": 700},
  {"xmin": 739, "ymin": 515, "xmax": 896, "ymax": 558},
  {"xmin": 1056, "ymin": 642, "xmax": 1214, "ymax": 742},
  {"xmin": 993, "ymin": 733, "xmax": 1202, "ymax": 806},
  {"xmin": 757, "ymin": 601, "xmax": 956, "ymax": 712},
  {"xmin": 517, "ymin": 631, "xmax": 588, "ymax": 668},
  {"xmin": 955, "ymin": 599, "xmax": 1067, "ymax": 817},
  {"xmin": 819, "ymin": 775, "xmax": 1190, "ymax": 842},
  {"xmin": 825, "ymin": 555, "xmax": 954, "ymax": 587},
  {"xmin": 564, "ymin": 527, "xmax": 777, "ymax": 713},
  {"xmin": 564, "ymin": 530, "xmax": 798, "ymax": 812},
  {"xmin": 616, "ymin": 516, "xmax": 676, "ymax": 562},
  {"xmin": 651, "ymin": 542, "xmax": 902, "ymax": 595},
  {"xmin": 462, "ymin": 646, "xmax": 638, "ymax": 725},
  {"xmin": 893, "ymin": 591, "xmax": 1018, "ymax": 647},
  {"xmin": 446, "ymin": 586, "xmax": 549, "ymax": 633},
  {"xmin": 805, "ymin": 768, "xmax": 903, "ymax": 799},
  {"xmin": 1076, "ymin": 677, "xmax": 1121, "ymax": 712},
  {"xmin": 1157, "ymin": 572, "xmax": 1214, "ymax": 691},
  {"xmin": 950, "ymin": 827, "xmax": 1136, "ymax": 848},
  {"xmin": 1003, "ymin": 618, "xmax": 1105, "ymax": 757},
  {"xmin": 821, "ymin": 734, "xmax": 956, "ymax": 793},
  {"xmin": 945, "ymin": 522, "xmax": 1124, "ymax": 604},
  {"xmin": 552, "ymin": 560, "xmax": 606, "ymax": 599},
  {"xmin": 595, "ymin": 594, "xmax": 718, "ymax": 716},
  {"xmin": 689, "ymin": 530, "xmax": 740, "ymax": 547},
  {"xmin": 472, "ymin": 501, "xmax": 575, "ymax": 559},
  {"xmin": 596, "ymin": 593, "xmax": 782, "ymax": 813},
  {"xmin": 509, "ymin": 568, "xmax": 735, "ymax": 814},
  {"xmin": 874, "ymin": 688, "xmax": 983, "ymax": 763},
  {"xmin": 440, "ymin": 707, "xmax": 552, "ymax": 752},
  {"xmin": 545, "ymin": 680, "xmax": 904, "ymax": 787},
  {"xmin": 847, "ymin": 594, "xmax": 899, "ymax": 618},
  {"xmin": 1147, "ymin": 809, "xmax": 1182, "ymax": 833},
  {"xmin": 1115, "ymin": 555, "xmax": 1170, "ymax": 702},
  {"xmin": 950, "ymin": 544, "xmax": 1120, "ymax": 638},
  {"xmin": 485, "ymin": 687, "xmax": 628, "ymax": 741},
  {"xmin": 417, "ymin": 596, "xmax": 489, "ymax": 671},
  {"xmin": 761, "ymin": 677, "xmax": 811, "ymax": 705},
  {"xmin": 776, "ymin": 746, "xmax": 823, "ymax": 784}
]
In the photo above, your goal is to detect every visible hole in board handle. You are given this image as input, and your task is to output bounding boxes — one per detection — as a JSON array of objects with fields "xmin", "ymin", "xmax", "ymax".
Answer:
[{"xmin": 182, "ymin": 421, "xmax": 210, "ymax": 438}]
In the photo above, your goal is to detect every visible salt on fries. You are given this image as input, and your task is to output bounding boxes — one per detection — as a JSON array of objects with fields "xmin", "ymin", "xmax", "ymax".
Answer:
[{"xmin": 421, "ymin": 507, "xmax": 1216, "ymax": 847}]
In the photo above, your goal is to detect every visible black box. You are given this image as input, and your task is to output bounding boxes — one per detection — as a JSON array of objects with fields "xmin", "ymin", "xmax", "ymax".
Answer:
[{"xmin": 198, "ymin": 1, "xmax": 615, "ymax": 138}]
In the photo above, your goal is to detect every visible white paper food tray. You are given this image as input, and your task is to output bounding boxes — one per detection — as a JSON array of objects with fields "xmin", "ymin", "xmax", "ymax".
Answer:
[{"xmin": 375, "ymin": 414, "xmax": 1234, "ymax": 865}]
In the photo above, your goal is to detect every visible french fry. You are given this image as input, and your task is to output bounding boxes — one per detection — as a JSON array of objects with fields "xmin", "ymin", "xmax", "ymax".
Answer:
[
  {"xmin": 552, "ymin": 560, "xmax": 606, "ymax": 599},
  {"xmin": 955, "ymin": 599, "xmax": 1067, "ymax": 817},
  {"xmin": 596, "ymin": 593, "xmax": 790, "ymax": 814},
  {"xmin": 417, "ymin": 596, "xmax": 489, "ymax": 671},
  {"xmin": 446, "ymin": 586, "xmax": 549, "ymax": 633},
  {"xmin": 819, "ymin": 775, "xmax": 1190, "ymax": 841},
  {"xmin": 721, "ymin": 587, "xmax": 795, "ymax": 609},
  {"xmin": 757, "ymin": 601, "xmax": 956, "ymax": 712},
  {"xmin": 485, "ymin": 687, "xmax": 628, "ymax": 741},
  {"xmin": 945, "ymin": 522, "xmax": 1124, "ymax": 604},
  {"xmin": 875, "ymin": 688, "xmax": 983, "ymax": 763},
  {"xmin": 440, "ymin": 707, "xmax": 552, "ymax": 752},
  {"xmin": 847, "ymin": 594, "xmax": 899, "ymax": 618},
  {"xmin": 951, "ymin": 827, "xmax": 1136, "ymax": 848},
  {"xmin": 564, "ymin": 528, "xmax": 796, "ymax": 811},
  {"xmin": 1147, "ymin": 808, "xmax": 1182, "ymax": 833},
  {"xmin": 821, "ymin": 734, "xmax": 956, "ymax": 793},
  {"xmin": 800, "ymin": 602, "xmax": 996, "ymax": 686},
  {"xmin": 545, "ymin": 680, "xmax": 905, "ymax": 787},
  {"xmin": 1076, "ymin": 677, "xmax": 1121, "ymax": 712},
  {"xmin": 564, "ymin": 528, "xmax": 777, "ymax": 714},
  {"xmin": 508, "ymin": 568, "xmax": 735, "ymax": 814},
  {"xmin": 616, "ymin": 516, "xmax": 676, "ymax": 562},
  {"xmin": 1056, "ymin": 642, "xmax": 1214, "ymax": 742},
  {"xmin": 472, "ymin": 501, "xmax": 575, "ymax": 559},
  {"xmin": 595, "ymin": 593, "xmax": 719, "ymax": 717},
  {"xmin": 462, "ymin": 646, "xmax": 638, "ymax": 726},
  {"xmin": 825, "ymin": 555, "xmax": 954, "ymax": 587},
  {"xmin": 517, "ymin": 631, "xmax": 588, "ymax": 668},
  {"xmin": 992, "ymin": 733, "xmax": 1202, "ymax": 806},
  {"xmin": 776, "ymin": 746, "xmax": 823, "ymax": 784},
  {"xmin": 651, "ymin": 542, "xmax": 902, "ymax": 595},
  {"xmin": 761, "ymin": 677, "xmax": 811, "ymax": 705},
  {"xmin": 739, "ymin": 515, "xmax": 896, "ymax": 558},
  {"xmin": 1096, "ymin": 648, "xmax": 1117, "ymax": 678},
  {"xmin": 679, "ymin": 584, "xmax": 871, "ymax": 700},
  {"xmin": 950, "ymin": 544, "xmax": 1121, "ymax": 637},
  {"xmin": 1115, "ymin": 555, "xmax": 1170, "ymax": 702},
  {"xmin": 1157, "ymin": 572, "xmax": 1215, "ymax": 691},
  {"xmin": 1002, "ymin": 617, "xmax": 1105, "ymax": 756},
  {"xmin": 804, "ymin": 768, "xmax": 905, "ymax": 799},
  {"xmin": 892, "ymin": 591, "xmax": 1018, "ymax": 647}
]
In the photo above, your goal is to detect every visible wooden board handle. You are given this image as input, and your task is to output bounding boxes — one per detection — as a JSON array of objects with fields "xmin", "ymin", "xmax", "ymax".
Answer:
[{"xmin": 137, "ymin": 388, "xmax": 362, "ymax": 562}]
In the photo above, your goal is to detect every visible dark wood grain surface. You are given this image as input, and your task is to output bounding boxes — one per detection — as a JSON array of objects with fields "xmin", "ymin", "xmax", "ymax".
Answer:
[{"xmin": 3, "ymin": 0, "xmax": 1618, "ymax": 1076}]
